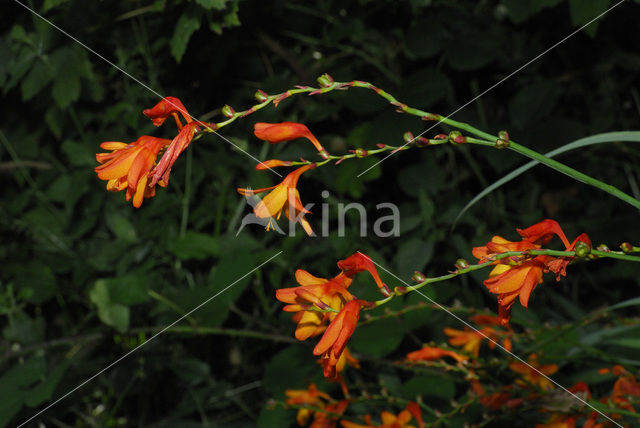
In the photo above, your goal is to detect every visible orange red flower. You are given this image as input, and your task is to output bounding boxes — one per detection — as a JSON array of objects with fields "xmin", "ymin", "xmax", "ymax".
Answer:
[
  {"xmin": 473, "ymin": 219, "xmax": 590, "ymax": 325},
  {"xmin": 314, "ymin": 300, "xmax": 365, "ymax": 379},
  {"xmin": 237, "ymin": 163, "xmax": 316, "ymax": 235},
  {"xmin": 337, "ymin": 252, "xmax": 389, "ymax": 295},
  {"xmin": 405, "ymin": 346, "xmax": 468, "ymax": 363},
  {"xmin": 254, "ymin": 122, "xmax": 328, "ymax": 158},
  {"xmin": 509, "ymin": 354, "xmax": 558, "ymax": 391},
  {"xmin": 285, "ymin": 383, "xmax": 331, "ymax": 426},
  {"xmin": 340, "ymin": 402, "xmax": 423, "ymax": 428},
  {"xmin": 95, "ymin": 136, "xmax": 171, "ymax": 208},
  {"xmin": 95, "ymin": 96, "xmax": 206, "ymax": 207}
]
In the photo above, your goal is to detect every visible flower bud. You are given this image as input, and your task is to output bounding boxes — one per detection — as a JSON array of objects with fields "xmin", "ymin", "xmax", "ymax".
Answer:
[
  {"xmin": 318, "ymin": 149, "xmax": 330, "ymax": 160},
  {"xmin": 498, "ymin": 130, "xmax": 509, "ymax": 142},
  {"xmin": 403, "ymin": 131, "xmax": 414, "ymax": 144},
  {"xmin": 412, "ymin": 271, "xmax": 426, "ymax": 283},
  {"xmin": 317, "ymin": 73, "xmax": 334, "ymax": 88},
  {"xmin": 575, "ymin": 241, "xmax": 591, "ymax": 258},
  {"xmin": 495, "ymin": 138, "xmax": 509, "ymax": 149},
  {"xmin": 596, "ymin": 244, "xmax": 610, "ymax": 252},
  {"xmin": 434, "ymin": 134, "xmax": 448, "ymax": 140},
  {"xmin": 394, "ymin": 286, "xmax": 407, "ymax": 295},
  {"xmin": 380, "ymin": 284, "xmax": 391, "ymax": 297},
  {"xmin": 354, "ymin": 148, "xmax": 368, "ymax": 158},
  {"xmin": 448, "ymin": 131, "xmax": 466, "ymax": 144},
  {"xmin": 620, "ymin": 242, "xmax": 633, "ymax": 253},
  {"xmin": 455, "ymin": 258, "xmax": 470, "ymax": 270},
  {"xmin": 221, "ymin": 104, "xmax": 235, "ymax": 118},
  {"xmin": 254, "ymin": 89, "xmax": 268, "ymax": 102},
  {"xmin": 376, "ymin": 143, "xmax": 386, "ymax": 149}
]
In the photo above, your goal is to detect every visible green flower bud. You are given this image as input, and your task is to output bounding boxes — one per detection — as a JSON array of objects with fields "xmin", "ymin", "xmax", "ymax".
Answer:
[
  {"xmin": 498, "ymin": 130, "xmax": 510, "ymax": 142},
  {"xmin": 448, "ymin": 130, "xmax": 466, "ymax": 144},
  {"xmin": 575, "ymin": 241, "xmax": 591, "ymax": 258},
  {"xmin": 317, "ymin": 73, "xmax": 334, "ymax": 88},
  {"xmin": 412, "ymin": 271, "xmax": 426, "ymax": 283},
  {"xmin": 221, "ymin": 104, "xmax": 235, "ymax": 118},
  {"xmin": 620, "ymin": 242, "xmax": 633, "ymax": 253},
  {"xmin": 403, "ymin": 131, "xmax": 414, "ymax": 144},
  {"xmin": 495, "ymin": 138, "xmax": 510, "ymax": 149},
  {"xmin": 254, "ymin": 89, "xmax": 268, "ymax": 102},
  {"xmin": 455, "ymin": 258, "xmax": 469, "ymax": 270}
]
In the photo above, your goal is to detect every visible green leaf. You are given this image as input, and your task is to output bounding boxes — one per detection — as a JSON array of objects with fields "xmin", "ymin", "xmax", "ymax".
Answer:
[
  {"xmin": 401, "ymin": 374, "xmax": 455, "ymax": 401},
  {"xmin": 24, "ymin": 361, "xmax": 70, "ymax": 407},
  {"xmin": 262, "ymin": 346, "xmax": 324, "ymax": 397},
  {"xmin": 504, "ymin": 0, "xmax": 563, "ymax": 24},
  {"xmin": 257, "ymin": 406, "xmax": 295, "ymax": 428},
  {"xmin": 395, "ymin": 238, "xmax": 433, "ymax": 279},
  {"xmin": 454, "ymin": 132, "xmax": 640, "ymax": 227},
  {"xmin": 21, "ymin": 59, "xmax": 52, "ymax": 100},
  {"xmin": 105, "ymin": 210, "xmax": 138, "ymax": 243},
  {"xmin": 171, "ymin": 12, "xmax": 201, "ymax": 62},
  {"xmin": 43, "ymin": 0, "xmax": 70, "ymax": 13},
  {"xmin": 61, "ymin": 139, "xmax": 96, "ymax": 167},
  {"xmin": 52, "ymin": 72, "xmax": 80, "ymax": 108},
  {"xmin": 97, "ymin": 274, "xmax": 149, "ymax": 306},
  {"xmin": 89, "ymin": 281, "xmax": 130, "ymax": 332},
  {"xmin": 350, "ymin": 318, "xmax": 404, "ymax": 358},
  {"xmin": 195, "ymin": 0, "xmax": 227, "ymax": 10},
  {"xmin": 170, "ymin": 231, "xmax": 219, "ymax": 260},
  {"xmin": 569, "ymin": 0, "xmax": 612, "ymax": 37}
]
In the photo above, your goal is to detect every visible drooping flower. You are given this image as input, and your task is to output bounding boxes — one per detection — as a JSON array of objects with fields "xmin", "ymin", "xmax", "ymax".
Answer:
[
  {"xmin": 237, "ymin": 163, "xmax": 316, "ymax": 235},
  {"xmin": 314, "ymin": 300, "xmax": 365, "ymax": 379},
  {"xmin": 149, "ymin": 121, "xmax": 200, "ymax": 186},
  {"xmin": 254, "ymin": 122, "xmax": 327, "ymax": 157},
  {"xmin": 405, "ymin": 346, "xmax": 468, "ymax": 363},
  {"xmin": 546, "ymin": 233, "xmax": 591, "ymax": 280},
  {"xmin": 337, "ymin": 252, "xmax": 389, "ymax": 295},
  {"xmin": 276, "ymin": 270, "xmax": 354, "ymax": 341},
  {"xmin": 143, "ymin": 96, "xmax": 191, "ymax": 127},
  {"xmin": 95, "ymin": 136, "xmax": 171, "ymax": 208},
  {"xmin": 509, "ymin": 354, "xmax": 558, "ymax": 391}
]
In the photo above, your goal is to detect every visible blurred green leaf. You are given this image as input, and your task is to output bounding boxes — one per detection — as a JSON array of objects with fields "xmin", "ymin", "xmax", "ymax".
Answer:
[
  {"xmin": 170, "ymin": 231, "xmax": 220, "ymax": 260},
  {"xmin": 90, "ymin": 280, "xmax": 130, "ymax": 332},
  {"xmin": 509, "ymin": 80, "xmax": 561, "ymax": 129},
  {"xmin": 569, "ymin": 0, "xmax": 611, "ymax": 37},
  {"xmin": 401, "ymin": 373, "xmax": 455, "ymax": 401},
  {"xmin": 350, "ymin": 318, "xmax": 404, "ymax": 358},
  {"xmin": 20, "ymin": 60, "xmax": 51, "ymax": 101},
  {"xmin": 171, "ymin": 12, "xmax": 201, "ymax": 62}
]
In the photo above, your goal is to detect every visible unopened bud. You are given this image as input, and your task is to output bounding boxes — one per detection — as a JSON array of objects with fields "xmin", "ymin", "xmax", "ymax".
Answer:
[
  {"xmin": 596, "ymin": 244, "xmax": 610, "ymax": 252},
  {"xmin": 495, "ymin": 138, "xmax": 509, "ymax": 149},
  {"xmin": 381, "ymin": 284, "xmax": 391, "ymax": 297},
  {"xmin": 449, "ymin": 131, "xmax": 466, "ymax": 144},
  {"xmin": 376, "ymin": 143, "xmax": 386, "ymax": 149},
  {"xmin": 354, "ymin": 148, "xmax": 368, "ymax": 158},
  {"xmin": 412, "ymin": 271, "xmax": 426, "ymax": 283},
  {"xmin": 394, "ymin": 286, "xmax": 407, "ymax": 295},
  {"xmin": 317, "ymin": 73, "xmax": 334, "ymax": 88},
  {"xmin": 434, "ymin": 134, "xmax": 448, "ymax": 140},
  {"xmin": 403, "ymin": 131, "xmax": 414, "ymax": 144},
  {"xmin": 221, "ymin": 105, "xmax": 235, "ymax": 118},
  {"xmin": 620, "ymin": 242, "xmax": 633, "ymax": 253},
  {"xmin": 455, "ymin": 258, "xmax": 470, "ymax": 270},
  {"xmin": 498, "ymin": 130, "xmax": 509, "ymax": 142},
  {"xmin": 254, "ymin": 89, "xmax": 268, "ymax": 102},
  {"xmin": 575, "ymin": 241, "xmax": 591, "ymax": 258}
]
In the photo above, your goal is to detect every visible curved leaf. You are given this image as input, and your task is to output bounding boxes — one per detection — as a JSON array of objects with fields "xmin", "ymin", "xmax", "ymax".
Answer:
[{"xmin": 454, "ymin": 131, "xmax": 640, "ymax": 228}]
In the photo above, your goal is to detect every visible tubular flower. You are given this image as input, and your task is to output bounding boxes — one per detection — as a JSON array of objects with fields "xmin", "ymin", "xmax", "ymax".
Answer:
[
  {"xmin": 340, "ymin": 402, "xmax": 424, "ymax": 428},
  {"xmin": 256, "ymin": 159, "xmax": 292, "ymax": 170},
  {"xmin": 237, "ymin": 163, "xmax": 316, "ymax": 235},
  {"xmin": 95, "ymin": 136, "xmax": 171, "ymax": 208},
  {"xmin": 310, "ymin": 400, "xmax": 349, "ymax": 428},
  {"xmin": 337, "ymin": 252, "xmax": 389, "ymax": 295},
  {"xmin": 443, "ymin": 326, "xmax": 510, "ymax": 357},
  {"xmin": 143, "ymin": 96, "xmax": 191, "ymax": 127},
  {"xmin": 509, "ymin": 354, "xmax": 558, "ymax": 391},
  {"xmin": 405, "ymin": 346, "xmax": 468, "ymax": 363},
  {"xmin": 254, "ymin": 122, "xmax": 327, "ymax": 157},
  {"xmin": 314, "ymin": 300, "xmax": 365, "ymax": 379},
  {"xmin": 285, "ymin": 383, "xmax": 331, "ymax": 426},
  {"xmin": 276, "ymin": 270, "xmax": 354, "ymax": 341}
]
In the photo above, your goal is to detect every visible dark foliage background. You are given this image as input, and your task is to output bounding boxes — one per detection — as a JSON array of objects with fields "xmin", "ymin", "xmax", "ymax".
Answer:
[{"xmin": 1, "ymin": 0, "xmax": 639, "ymax": 426}]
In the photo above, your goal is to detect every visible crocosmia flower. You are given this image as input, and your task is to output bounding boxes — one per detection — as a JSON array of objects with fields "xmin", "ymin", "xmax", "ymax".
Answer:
[
  {"xmin": 337, "ymin": 252, "xmax": 389, "ymax": 295},
  {"xmin": 285, "ymin": 383, "xmax": 330, "ymax": 426},
  {"xmin": 473, "ymin": 219, "xmax": 589, "ymax": 325},
  {"xmin": 509, "ymin": 354, "xmax": 558, "ymax": 390},
  {"xmin": 406, "ymin": 346, "xmax": 468, "ymax": 363},
  {"xmin": 254, "ymin": 122, "xmax": 327, "ymax": 157},
  {"xmin": 340, "ymin": 402, "xmax": 423, "ymax": 428},
  {"xmin": 95, "ymin": 136, "xmax": 171, "ymax": 208},
  {"xmin": 143, "ymin": 96, "xmax": 191, "ymax": 127},
  {"xmin": 237, "ymin": 163, "xmax": 316, "ymax": 235},
  {"xmin": 314, "ymin": 299, "xmax": 364, "ymax": 379}
]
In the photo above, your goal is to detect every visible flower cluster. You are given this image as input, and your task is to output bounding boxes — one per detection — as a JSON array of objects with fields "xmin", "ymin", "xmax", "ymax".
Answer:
[
  {"xmin": 284, "ymin": 383, "xmax": 423, "ymax": 428},
  {"xmin": 276, "ymin": 252, "xmax": 387, "ymax": 381},
  {"xmin": 444, "ymin": 314, "xmax": 513, "ymax": 356},
  {"xmin": 95, "ymin": 97, "xmax": 210, "ymax": 207},
  {"xmin": 473, "ymin": 219, "xmax": 591, "ymax": 325}
]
